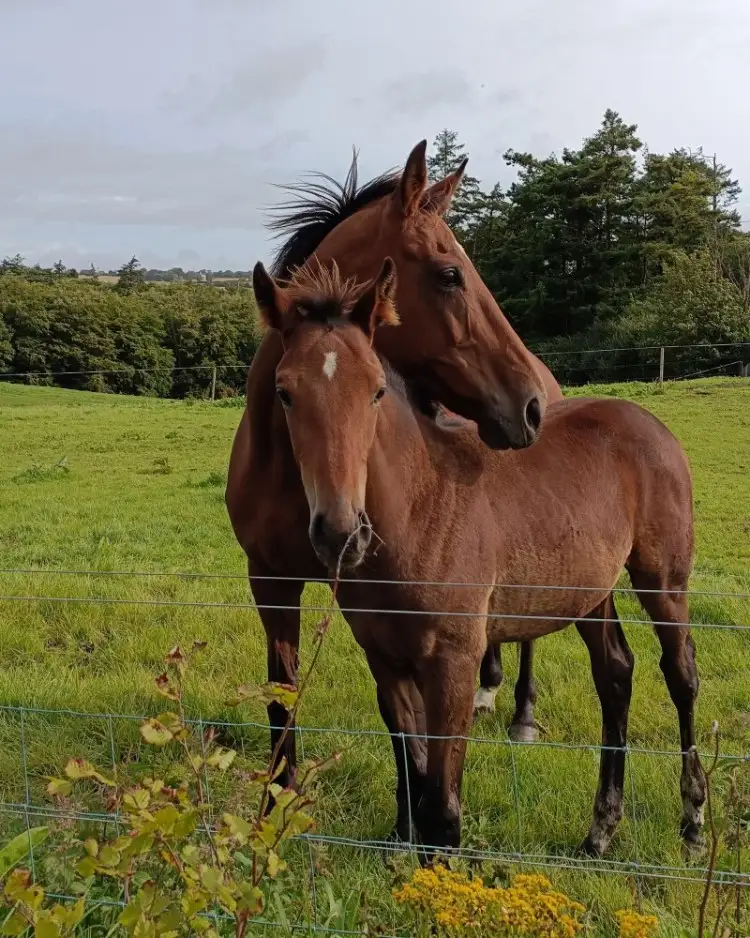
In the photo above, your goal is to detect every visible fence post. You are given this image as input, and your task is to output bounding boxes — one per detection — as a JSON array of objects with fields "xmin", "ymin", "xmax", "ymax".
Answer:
[
  {"xmin": 658, "ymin": 346, "xmax": 665, "ymax": 384},
  {"xmin": 210, "ymin": 365, "xmax": 217, "ymax": 402}
]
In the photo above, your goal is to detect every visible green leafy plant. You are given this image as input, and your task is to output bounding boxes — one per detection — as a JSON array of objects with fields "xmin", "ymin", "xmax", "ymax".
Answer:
[
  {"xmin": 697, "ymin": 723, "xmax": 749, "ymax": 938},
  {"xmin": 1, "ymin": 592, "xmax": 339, "ymax": 937}
]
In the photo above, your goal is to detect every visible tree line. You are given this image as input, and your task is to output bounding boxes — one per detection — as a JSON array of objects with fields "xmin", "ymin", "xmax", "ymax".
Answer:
[
  {"xmin": 0, "ymin": 256, "xmax": 260, "ymax": 397},
  {"xmin": 2, "ymin": 109, "xmax": 749, "ymax": 395},
  {"xmin": 430, "ymin": 110, "xmax": 750, "ymax": 382}
]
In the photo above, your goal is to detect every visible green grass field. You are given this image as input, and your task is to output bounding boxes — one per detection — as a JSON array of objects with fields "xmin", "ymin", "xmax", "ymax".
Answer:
[{"xmin": 0, "ymin": 378, "xmax": 748, "ymax": 935}]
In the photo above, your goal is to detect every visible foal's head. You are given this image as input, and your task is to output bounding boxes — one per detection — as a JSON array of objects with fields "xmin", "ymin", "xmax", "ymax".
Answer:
[{"xmin": 253, "ymin": 259, "xmax": 399, "ymax": 572}]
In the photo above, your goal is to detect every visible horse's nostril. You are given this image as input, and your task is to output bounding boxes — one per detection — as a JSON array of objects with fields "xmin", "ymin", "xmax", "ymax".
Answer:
[
  {"xmin": 524, "ymin": 397, "xmax": 542, "ymax": 434},
  {"xmin": 310, "ymin": 513, "xmax": 326, "ymax": 543}
]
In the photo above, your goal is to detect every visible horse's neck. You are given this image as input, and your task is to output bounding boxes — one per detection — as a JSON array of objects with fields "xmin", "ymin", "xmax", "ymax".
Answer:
[{"xmin": 245, "ymin": 331, "xmax": 284, "ymax": 445}]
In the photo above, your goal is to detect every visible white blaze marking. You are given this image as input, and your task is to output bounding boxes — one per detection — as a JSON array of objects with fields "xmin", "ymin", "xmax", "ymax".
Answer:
[{"xmin": 323, "ymin": 351, "xmax": 338, "ymax": 381}]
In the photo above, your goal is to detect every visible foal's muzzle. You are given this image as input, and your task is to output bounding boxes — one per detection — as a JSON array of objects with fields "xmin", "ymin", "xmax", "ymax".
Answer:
[{"xmin": 309, "ymin": 510, "xmax": 372, "ymax": 572}]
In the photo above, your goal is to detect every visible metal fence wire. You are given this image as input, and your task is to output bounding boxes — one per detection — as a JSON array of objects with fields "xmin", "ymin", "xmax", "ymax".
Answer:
[{"xmin": 0, "ymin": 569, "xmax": 749, "ymax": 935}]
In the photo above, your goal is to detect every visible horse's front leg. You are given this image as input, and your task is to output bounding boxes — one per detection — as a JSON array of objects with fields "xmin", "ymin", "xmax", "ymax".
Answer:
[{"xmin": 249, "ymin": 561, "xmax": 304, "ymax": 791}]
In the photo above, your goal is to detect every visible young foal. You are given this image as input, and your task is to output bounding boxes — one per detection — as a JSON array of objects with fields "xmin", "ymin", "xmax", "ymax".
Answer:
[
  {"xmin": 227, "ymin": 141, "xmax": 550, "ymax": 805},
  {"xmin": 253, "ymin": 259, "xmax": 705, "ymax": 857}
]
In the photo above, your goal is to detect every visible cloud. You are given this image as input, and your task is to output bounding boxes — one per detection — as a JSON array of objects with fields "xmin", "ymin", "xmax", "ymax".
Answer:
[
  {"xmin": 0, "ymin": 124, "xmax": 310, "ymax": 230},
  {"xmin": 163, "ymin": 42, "xmax": 326, "ymax": 124},
  {"xmin": 382, "ymin": 71, "xmax": 474, "ymax": 117}
]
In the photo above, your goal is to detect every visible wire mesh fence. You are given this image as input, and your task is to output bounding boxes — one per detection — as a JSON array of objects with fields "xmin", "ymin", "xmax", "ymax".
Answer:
[
  {"xmin": 0, "ymin": 568, "xmax": 748, "ymax": 934},
  {"xmin": 1, "ymin": 341, "xmax": 750, "ymax": 397}
]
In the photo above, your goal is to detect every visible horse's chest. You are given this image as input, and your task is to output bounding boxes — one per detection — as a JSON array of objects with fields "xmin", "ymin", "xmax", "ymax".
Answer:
[{"xmin": 240, "ymin": 445, "xmax": 318, "ymax": 574}]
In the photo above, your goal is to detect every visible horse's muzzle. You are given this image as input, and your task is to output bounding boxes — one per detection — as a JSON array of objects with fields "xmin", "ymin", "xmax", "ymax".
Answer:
[{"xmin": 478, "ymin": 393, "xmax": 543, "ymax": 450}]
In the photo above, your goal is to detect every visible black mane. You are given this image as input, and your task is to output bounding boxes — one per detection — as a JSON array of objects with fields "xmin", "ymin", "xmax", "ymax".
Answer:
[{"xmin": 268, "ymin": 151, "xmax": 399, "ymax": 279}]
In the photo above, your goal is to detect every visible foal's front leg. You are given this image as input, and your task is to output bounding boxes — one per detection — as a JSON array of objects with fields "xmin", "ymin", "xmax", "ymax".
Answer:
[
  {"xmin": 365, "ymin": 649, "xmax": 427, "ymax": 844},
  {"xmin": 249, "ymin": 562, "xmax": 304, "ymax": 792},
  {"xmin": 418, "ymin": 632, "xmax": 485, "ymax": 856}
]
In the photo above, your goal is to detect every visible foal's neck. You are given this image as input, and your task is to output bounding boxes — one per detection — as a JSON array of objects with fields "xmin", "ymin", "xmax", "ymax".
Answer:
[{"xmin": 372, "ymin": 371, "xmax": 483, "ymax": 500}]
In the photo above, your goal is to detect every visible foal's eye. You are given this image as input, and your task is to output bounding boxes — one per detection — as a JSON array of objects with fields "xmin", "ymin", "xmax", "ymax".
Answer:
[
  {"xmin": 436, "ymin": 266, "xmax": 463, "ymax": 290},
  {"xmin": 276, "ymin": 387, "xmax": 292, "ymax": 408},
  {"xmin": 373, "ymin": 386, "xmax": 387, "ymax": 404}
]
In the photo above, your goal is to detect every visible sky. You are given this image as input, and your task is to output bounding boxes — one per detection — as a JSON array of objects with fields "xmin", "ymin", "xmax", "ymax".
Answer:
[{"xmin": 1, "ymin": 0, "xmax": 749, "ymax": 272}]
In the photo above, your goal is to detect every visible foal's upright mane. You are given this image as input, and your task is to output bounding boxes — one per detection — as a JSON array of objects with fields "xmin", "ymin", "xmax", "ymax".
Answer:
[{"xmin": 268, "ymin": 152, "xmax": 399, "ymax": 278}]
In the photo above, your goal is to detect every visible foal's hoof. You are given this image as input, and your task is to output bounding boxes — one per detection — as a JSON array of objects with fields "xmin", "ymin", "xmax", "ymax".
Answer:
[{"xmin": 508, "ymin": 721, "xmax": 539, "ymax": 744}]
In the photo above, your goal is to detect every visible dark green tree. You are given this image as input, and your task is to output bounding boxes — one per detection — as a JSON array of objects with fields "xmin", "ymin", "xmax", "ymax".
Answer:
[
  {"xmin": 115, "ymin": 256, "xmax": 145, "ymax": 294},
  {"xmin": 427, "ymin": 129, "xmax": 484, "ymax": 234},
  {"xmin": 53, "ymin": 259, "xmax": 66, "ymax": 278},
  {"xmin": 0, "ymin": 254, "xmax": 25, "ymax": 276}
]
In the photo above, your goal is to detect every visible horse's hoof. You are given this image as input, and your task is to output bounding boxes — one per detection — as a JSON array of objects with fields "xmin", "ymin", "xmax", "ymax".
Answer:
[
  {"xmin": 681, "ymin": 823, "xmax": 705, "ymax": 857},
  {"xmin": 508, "ymin": 722, "xmax": 539, "ymax": 743},
  {"xmin": 473, "ymin": 688, "xmax": 497, "ymax": 717},
  {"xmin": 577, "ymin": 835, "xmax": 605, "ymax": 858}
]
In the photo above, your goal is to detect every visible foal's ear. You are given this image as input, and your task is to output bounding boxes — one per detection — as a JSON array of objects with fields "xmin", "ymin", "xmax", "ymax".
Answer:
[
  {"xmin": 252, "ymin": 262, "xmax": 290, "ymax": 332},
  {"xmin": 395, "ymin": 140, "xmax": 428, "ymax": 218},
  {"xmin": 422, "ymin": 157, "xmax": 468, "ymax": 217},
  {"xmin": 350, "ymin": 258, "xmax": 399, "ymax": 340}
]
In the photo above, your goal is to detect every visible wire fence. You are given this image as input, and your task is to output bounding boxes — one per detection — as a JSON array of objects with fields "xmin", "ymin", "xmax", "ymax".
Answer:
[
  {"xmin": 0, "ymin": 567, "xmax": 748, "ymax": 933},
  {"xmin": 1, "ymin": 341, "xmax": 750, "ymax": 397}
]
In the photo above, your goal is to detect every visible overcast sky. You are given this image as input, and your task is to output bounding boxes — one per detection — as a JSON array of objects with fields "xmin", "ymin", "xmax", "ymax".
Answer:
[{"xmin": 2, "ymin": 0, "xmax": 749, "ymax": 271}]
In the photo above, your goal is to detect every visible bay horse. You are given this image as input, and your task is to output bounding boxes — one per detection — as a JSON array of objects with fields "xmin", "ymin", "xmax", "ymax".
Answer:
[
  {"xmin": 250, "ymin": 258, "xmax": 705, "ymax": 857},
  {"xmin": 226, "ymin": 142, "xmax": 554, "ymax": 809}
]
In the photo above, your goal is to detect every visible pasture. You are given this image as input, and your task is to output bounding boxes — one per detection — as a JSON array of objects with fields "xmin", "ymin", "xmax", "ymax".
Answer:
[{"xmin": 0, "ymin": 378, "xmax": 748, "ymax": 935}]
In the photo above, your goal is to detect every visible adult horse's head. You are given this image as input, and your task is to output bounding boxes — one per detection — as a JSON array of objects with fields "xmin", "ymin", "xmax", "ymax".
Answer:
[
  {"xmin": 269, "ymin": 141, "xmax": 546, "ymax": 450},
  {"xmin": 252, "ymin": 258, "xmax": 399, "ymax": 571}
]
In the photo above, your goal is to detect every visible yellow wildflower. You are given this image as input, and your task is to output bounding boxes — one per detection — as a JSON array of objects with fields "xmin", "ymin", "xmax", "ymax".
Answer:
[
  {"xmin": 615, "ymin": 910, "xmax": 659, "ymax": 938},
  {"xmin": 394, "ymin": 865, "xmax": 586, "ymax": 936}
]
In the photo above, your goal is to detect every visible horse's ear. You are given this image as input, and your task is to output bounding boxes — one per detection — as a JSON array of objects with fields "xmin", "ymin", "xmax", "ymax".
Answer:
[
  {"xmin": 253, "ymin": 262, "xmax": 290, "ymax": 332},
  {"xmin": 350, "ymin": 257, "xmax": 399, "ymax": 340},
  {"xmin": 395, "ymin": 140, "xmax": 428, "ymax": 218},
  {"xmin": 422, "ymin": 157, "xmax": 468, "ymax": 217}
]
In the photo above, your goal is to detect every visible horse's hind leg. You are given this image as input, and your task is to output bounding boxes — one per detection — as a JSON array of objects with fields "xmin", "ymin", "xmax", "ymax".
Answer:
[
  {"xmin": 474, "ymin": 641, "xmax": 539, "ymax": 742},
  {"xmin": 249, "ymin": 560, "xmax": 304, "ymax": 792},
  {"xmin": 576, "ymin": 595, "xmax": 634, "ymax": 857},
  {"xmin": 629, "ymin": 568, "xmax": 705, "ymax": 847},
  {"xmin": 509, "ymin": 641, "xmax": 539, "ymax": 742},
  {"xmin": 474, "ymin": 643, "xmax": 504, "ymax": 715}
]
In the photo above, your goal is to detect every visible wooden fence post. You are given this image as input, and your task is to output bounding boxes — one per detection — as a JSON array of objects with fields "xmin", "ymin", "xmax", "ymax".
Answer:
[
  {"xmin": 211, "ymin": 365, "xmax": 217, "ymax": 402},
  {"xmin": 658, "ymin": 346, "xmax": 665, "ymax": 383}
]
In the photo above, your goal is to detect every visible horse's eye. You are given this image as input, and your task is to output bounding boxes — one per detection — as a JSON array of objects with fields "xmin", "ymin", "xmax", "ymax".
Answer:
[
  {"xmin": 276, "ymin": 387, "xmax": 292, "ymax": 408},
  {"xmin": 373, "ymin": 386, "xmax": 387, "ymax": 404},
  {"xmin": 437, "ymin": 266, "xmax": 463, "ymax": 289}
]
